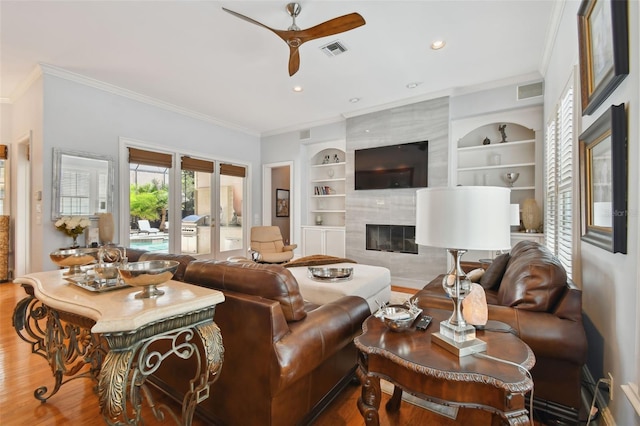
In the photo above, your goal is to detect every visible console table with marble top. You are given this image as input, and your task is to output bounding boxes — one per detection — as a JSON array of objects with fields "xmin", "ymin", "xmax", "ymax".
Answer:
[{"xmin": 12, "ymin": 270, "xmax": 225, "ymax": 426}]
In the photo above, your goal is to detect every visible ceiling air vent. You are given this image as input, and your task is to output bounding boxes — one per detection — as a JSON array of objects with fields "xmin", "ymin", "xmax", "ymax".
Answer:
[
  {"xmin": 299, "ymin": 129, "xmax": 311, "ymax": 140},
  {"xmin": 320, "ymin": 41, "xmax": 348, "ymax": 57},
  {"xmin": 517, "ymin": 81, "xmax": 544, "ymax": 100}
]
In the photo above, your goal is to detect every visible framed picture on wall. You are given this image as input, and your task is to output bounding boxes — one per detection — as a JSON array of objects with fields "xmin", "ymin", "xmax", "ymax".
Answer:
[
  {"xmin": 577, "ymin": 0, "xmax": 628, "ymax": 115},
  {"xmin": 276, "ymin": 189, "xmax": 290, "ymax": 217},
  {"xmin": 579, "ymin": 103, "xmax": 627, "ymax": 254}
]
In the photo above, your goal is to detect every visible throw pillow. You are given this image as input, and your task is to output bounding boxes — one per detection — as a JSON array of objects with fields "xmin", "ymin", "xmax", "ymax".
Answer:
[
  {"xmin": 466, "ymin": 268, "xmax": 485, "ymax": 283},
  {"xmin": 479, "ymin": 253, "xmax": 510, "ymax": 290}
]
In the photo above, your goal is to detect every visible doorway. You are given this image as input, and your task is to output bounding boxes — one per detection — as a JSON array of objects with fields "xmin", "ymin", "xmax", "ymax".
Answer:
[
  {"xmin": 14, "ymin": 133, "xmax": 31, "ymax": 276},
  {"xmin": 262, "ymin": 162, "xmax": 293, "ymax": 245}
]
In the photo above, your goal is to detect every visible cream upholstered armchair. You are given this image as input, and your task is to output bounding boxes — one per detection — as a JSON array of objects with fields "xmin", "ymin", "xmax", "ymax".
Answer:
[{"xmin": 249, "ymin": 226, "xmax": 297, "ymax": 263}]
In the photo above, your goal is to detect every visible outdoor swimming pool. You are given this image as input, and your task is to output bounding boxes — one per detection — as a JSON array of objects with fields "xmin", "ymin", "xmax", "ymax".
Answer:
[{"xmin": 130, "ymin": 236, "xmax": 169, "ymax": 253}]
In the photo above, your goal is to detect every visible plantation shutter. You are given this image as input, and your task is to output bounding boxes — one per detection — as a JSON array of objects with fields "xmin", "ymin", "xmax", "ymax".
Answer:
[
  {"xmin": 545, "ymin": 119, "xmax": 557, "ymax": 254},
  {"xmin": 557, "ymin": 86, "xmax": 574, "ymax": 275},
  {"xmin": 545, "ymin": 83, "xmax": 574, "ymax": 278}
]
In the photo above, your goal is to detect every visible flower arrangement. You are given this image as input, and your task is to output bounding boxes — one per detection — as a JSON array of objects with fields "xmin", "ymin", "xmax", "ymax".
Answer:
[{"xmin": 55, "ymin": 216, "xmax": 91, "ymax": 247}]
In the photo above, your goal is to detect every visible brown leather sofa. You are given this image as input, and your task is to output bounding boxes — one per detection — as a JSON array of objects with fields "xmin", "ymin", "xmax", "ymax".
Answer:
[
  {"xmin": 146, "ymin": 258, "xmax": 370, "ymax": 425},
  {"xmin": 414, "ymin": 240, "xmax": 587, "ymax": 420}
]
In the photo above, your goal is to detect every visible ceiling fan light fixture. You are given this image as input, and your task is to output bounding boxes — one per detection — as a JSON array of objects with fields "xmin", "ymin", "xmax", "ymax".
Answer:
[{"xmin": 431, "ymin": 40, "xmax": 446, "ymax": 50}]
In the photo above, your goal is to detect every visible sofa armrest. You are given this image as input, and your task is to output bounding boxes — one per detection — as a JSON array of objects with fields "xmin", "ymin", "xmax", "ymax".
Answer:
[
  {"xmin": 283, "ymin": 244, "xmax": 297, "ymax": 251},
  {"xmin": 272, "ymin": 295, "xmax": 370, "ymax": 392},
  {"xmin": 487, "ymin": 305, "xmax": 587, "ymax": 365}
]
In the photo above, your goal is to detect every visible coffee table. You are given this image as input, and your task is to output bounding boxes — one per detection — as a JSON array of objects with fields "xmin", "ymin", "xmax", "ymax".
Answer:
[{"xmin": 354, "ymin": 308, "xmax": 535, "ymax": 425}]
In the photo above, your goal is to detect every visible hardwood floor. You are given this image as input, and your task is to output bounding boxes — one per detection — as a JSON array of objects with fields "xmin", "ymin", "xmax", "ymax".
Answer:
[{"xmin": 1, "ymin": 282, "xmax": 552, "ymax": 425}]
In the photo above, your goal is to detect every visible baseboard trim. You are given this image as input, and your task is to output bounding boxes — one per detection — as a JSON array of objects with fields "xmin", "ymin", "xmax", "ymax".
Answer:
[{"xmin": 582, "ymin": 364, "xmax": 617, "ymax": 426}]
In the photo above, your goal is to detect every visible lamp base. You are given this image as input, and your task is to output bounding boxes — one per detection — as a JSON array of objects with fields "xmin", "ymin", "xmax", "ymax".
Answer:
[
  {"xmin": 439, "ymin": 319, "xmax": 477, "ymax": 343},
  {"xmin": 432, "ymin": 332, "xmax": 487, "ymax": 357}
]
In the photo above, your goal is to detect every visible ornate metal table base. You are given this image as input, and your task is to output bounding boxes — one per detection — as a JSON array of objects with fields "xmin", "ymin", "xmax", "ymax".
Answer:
[{"xmin": 13, "ymin": 284, "xmax": 224, "ymax": 426}]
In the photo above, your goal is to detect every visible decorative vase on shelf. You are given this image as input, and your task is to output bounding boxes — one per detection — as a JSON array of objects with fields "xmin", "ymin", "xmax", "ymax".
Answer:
[
  {"xmin": 70, "ymin": 235, "xmax": 79, "ymax": 249},
  {"xmin": 98, "ymin": 213, "xmax": 115, "ymax": 245},
  {"xmin": 522, "ymin": 199, "xmax": 541, "ymax": 233}
]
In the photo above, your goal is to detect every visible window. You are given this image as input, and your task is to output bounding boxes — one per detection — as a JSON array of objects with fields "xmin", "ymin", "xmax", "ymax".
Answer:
[{"xmin": 545, "ymin": 79, "xmax": 576, "ymax": 278}]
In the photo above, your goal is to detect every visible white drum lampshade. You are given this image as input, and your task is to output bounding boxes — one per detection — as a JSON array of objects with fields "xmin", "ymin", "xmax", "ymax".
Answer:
[{"xmin": 415, "ymin": 187, "xmax": 511, "ymax": 251}]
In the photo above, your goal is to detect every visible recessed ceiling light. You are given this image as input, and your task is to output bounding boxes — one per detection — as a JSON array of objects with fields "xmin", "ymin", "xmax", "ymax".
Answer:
[
  {"xmin": 431, "ymin": 40, "xmax": 446, "ymax": 50},
  {"xmin": 406, "ymin": 82, "xmax": 422, "ymax": 89},
  {"xmin": 293, "ymin": 86, "xmax": 303, "ymax": 92},
  {"xmin": 349, "ymin": 97, "xmax": 360, "ymax": 103}
]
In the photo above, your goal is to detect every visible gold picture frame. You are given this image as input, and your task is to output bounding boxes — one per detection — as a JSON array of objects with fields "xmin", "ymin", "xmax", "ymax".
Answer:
[
  {"xmin": 577, "ymin": 0, "xmax": 628, "ymax": 116},
  {"xmin": 579, "ymin": 104, "xmax": 627, "ymax": 253}
]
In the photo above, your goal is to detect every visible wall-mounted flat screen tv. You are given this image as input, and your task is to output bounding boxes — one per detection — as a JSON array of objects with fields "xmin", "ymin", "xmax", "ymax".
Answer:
[{"xmin": 354, "ymin": 141, "xmax": 428, "ymax": 190}]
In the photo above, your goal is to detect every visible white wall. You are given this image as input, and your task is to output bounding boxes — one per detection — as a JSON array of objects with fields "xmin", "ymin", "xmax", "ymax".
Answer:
[
  {"xmin": 545, "ymin": 1, "xmax": 639, "ymax": 424},
  {"xmin": 261, "ymin": 121, "xmax": 346, "ymax": 251},
  {"xmin": 1, "ymin": 103, "xmax": 11, "ymax": 145},
  {"xmin": 9, "ymin": 77, "xmax": 44, "ymax": 273},
  {"xmin": 23, "ymin": 72, "xmax": 261, "ymax": 272}
]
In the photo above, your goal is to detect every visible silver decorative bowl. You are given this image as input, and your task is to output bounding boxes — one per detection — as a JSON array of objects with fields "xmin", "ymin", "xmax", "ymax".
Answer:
[
  {"xmin": 94, "ymin": 265, "xmax": 119, "ymax": 280},
  {"xmin": 503, "ymin": 172, "xmax": 520, "ymax": 188},
  {"xmin": 50, "ymin": 248, "xmax": 99, "ymax": 276},
  {"xmin": 117, "ymin": 260, "xmax": 179, "ymax": 299},
  {"xmin": 378, "ymin": 305, "xmax": 420, "ymax": 332},
  {"xmin": 308, "ymin": 267, "xmax": 353, "ymax": 282}
]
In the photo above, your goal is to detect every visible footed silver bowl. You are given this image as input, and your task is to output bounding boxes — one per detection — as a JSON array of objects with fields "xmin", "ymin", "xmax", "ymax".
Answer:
[
  {"xmin": 50, "ymin": 248, "xmax": 99, "ymax": 276},
  {"xmin": 117, "ymin": 260, "xmax": 179, "ymax": 299},
  {"xmin": 378, "ymin": 305, "xmax": 420, "ymax": 332},
  {"xmin": 503, "ymin": 172, "xmax": 520, "ymax": 188}
]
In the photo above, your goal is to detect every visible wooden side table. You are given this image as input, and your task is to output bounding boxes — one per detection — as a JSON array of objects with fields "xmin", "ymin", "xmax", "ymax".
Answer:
[{"xmin": 355, "ymin": 308, "xmax": 535, "ymax": 425}]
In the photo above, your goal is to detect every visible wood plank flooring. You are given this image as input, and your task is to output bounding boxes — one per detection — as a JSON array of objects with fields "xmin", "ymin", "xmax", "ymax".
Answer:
[{"xmin": 1, "ymin": 282, "xmax": 549, "ymax": 425}]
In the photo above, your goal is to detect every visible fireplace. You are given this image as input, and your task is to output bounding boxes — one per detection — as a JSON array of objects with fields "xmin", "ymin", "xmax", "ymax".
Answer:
[{"xmin": 366, "ymin": 224, "xmax": 418, "ymax": 254}]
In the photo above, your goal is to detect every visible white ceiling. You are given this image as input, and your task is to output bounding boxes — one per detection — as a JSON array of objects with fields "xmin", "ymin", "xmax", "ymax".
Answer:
[{"xmin": 1, "ymin": 1, "xmax": 557, "ymax": 136}]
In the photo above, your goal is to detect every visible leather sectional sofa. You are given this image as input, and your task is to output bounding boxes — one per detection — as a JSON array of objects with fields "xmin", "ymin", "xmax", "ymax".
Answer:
[
  {"xmin": 126, "ymin": 252, "xmax": 370, "ymax": 426},
  {"xmin": 414, "ymin": 240, "xmax": 588, "ymax": 420}
]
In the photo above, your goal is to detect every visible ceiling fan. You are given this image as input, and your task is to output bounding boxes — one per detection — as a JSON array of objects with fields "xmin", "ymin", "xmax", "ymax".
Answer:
[{"xmin": 222, "ymin": 3, "xmax": 366, "ymax": 76}]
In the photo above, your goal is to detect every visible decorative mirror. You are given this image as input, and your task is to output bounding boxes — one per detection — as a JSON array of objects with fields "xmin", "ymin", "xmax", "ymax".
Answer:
[{"xmin": 51, "ymin": 149, "xmax": 114, "ymax": 220}]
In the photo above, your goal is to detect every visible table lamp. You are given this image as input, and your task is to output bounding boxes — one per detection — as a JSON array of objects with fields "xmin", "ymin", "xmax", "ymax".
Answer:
[{"xmin": 416, "ymin": 186, "xmax": 511, "ymax": 356}]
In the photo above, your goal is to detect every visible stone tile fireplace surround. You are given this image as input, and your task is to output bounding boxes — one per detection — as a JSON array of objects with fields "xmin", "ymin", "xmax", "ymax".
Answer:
[{"xmin": 345, "ymin": 97, "xmax": 450, "ymax": 289}]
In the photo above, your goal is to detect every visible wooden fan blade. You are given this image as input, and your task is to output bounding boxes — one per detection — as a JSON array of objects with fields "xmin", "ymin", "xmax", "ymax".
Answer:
[
  {"xmin": 222, "ymin": 7, "xmax": 279, "ymax": 34},
  {"xmin": 288, "ymin": 46, "xmax": 300, "ymax": 76},
  {"xmin": 223, "ymin": 7, "xmax": 296, "ymax": 45},
  {"xmin": 296, "ymin": 13, "xmax": 366, "ymax": 43}
]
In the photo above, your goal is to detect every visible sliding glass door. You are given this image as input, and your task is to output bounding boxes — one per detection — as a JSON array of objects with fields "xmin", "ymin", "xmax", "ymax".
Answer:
[
  {"xmin": 218, "ymin": 163, "xmax": 246, "ymax": 259},
  {"xmin": 124, "ymin": 145, "xmax": 247, "ymax": 259}
]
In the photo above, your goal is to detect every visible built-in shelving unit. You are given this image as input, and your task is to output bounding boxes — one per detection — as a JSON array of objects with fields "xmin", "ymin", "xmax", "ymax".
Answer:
[
  {"xmin": 302, "ymin": 147, "xmax": 346, "ymax": 257},
  {"xmin": 309, "ymin": 149, "xmax": 346, "ymax": 227},
  {"xmin": 456, "ymin": 122, "xmax": 537, "ymax": 207},
  {"xmin": 451, "ymin": 106, "xmax": 544, "ymax": 261}
]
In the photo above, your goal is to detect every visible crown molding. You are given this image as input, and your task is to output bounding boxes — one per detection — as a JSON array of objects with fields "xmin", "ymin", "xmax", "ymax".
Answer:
[
  {"xmin": 38, "ymin": 63, "xmax": 259, "ymax": 137},
  {"xmin": 540, "ymin": 0, "xmax": 566, "ymax": 77},
  {"xmin": 9, "ymin": 65, "xmax": 44, "ymax": 101}
]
